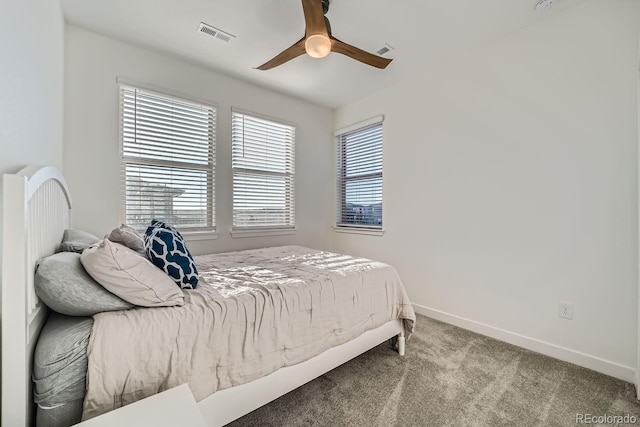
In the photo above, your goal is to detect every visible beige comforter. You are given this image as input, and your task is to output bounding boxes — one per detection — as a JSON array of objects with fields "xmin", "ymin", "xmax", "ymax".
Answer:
[{"xmin": 82, "ymin": 246, "xmax": 415, "ymax": 420}]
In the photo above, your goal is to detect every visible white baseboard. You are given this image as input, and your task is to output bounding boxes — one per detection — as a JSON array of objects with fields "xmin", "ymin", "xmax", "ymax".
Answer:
[{"xmin": 413, "ymin": 303, "xmax": 635, "ymax": 383}]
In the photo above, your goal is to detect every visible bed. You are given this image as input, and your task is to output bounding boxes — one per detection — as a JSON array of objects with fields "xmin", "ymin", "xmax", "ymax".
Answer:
[{"xmin": 1, "ymin": 165, "xmax": 415, "ymax": 427}]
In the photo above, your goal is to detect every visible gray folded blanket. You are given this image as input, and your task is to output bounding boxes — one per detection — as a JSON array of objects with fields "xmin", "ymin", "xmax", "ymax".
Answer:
[{"xmin": 33, "ymin": 312, "xmax": 92, "ymax": 426}]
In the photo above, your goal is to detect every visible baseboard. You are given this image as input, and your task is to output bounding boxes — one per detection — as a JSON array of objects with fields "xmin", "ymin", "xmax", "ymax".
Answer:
[{"xmin": 413, "ymin": 303, "xmax": 635, "ymax": 383}]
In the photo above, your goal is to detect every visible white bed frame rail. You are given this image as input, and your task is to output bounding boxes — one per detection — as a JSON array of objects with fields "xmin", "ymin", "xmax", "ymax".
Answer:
[
  {"xmin": 2, "ymin": 166, "xmax": 72, "ymax": 427},
  {"xmin": 200, "ymin": 319, "xmax": 404, "ymax": 426}
]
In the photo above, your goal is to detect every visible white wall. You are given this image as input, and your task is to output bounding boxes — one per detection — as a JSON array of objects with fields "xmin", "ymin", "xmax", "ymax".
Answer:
[
  {"xmin": 64, "ymin": 26, "xmax": 334, "ymax": 254},
  {"xmin": 0, "ymin": 0, "xmax": 65, "ymax": 406},
  {"xmin": 0, "ymin": 0, "xmax": 65, "ymax": 259},
  {"xmin": 0, "ymin": 5, "xmax": 65, "ymax": 292},
  {"xmin": 334, "ymin": 0, "xmax": 640, "ymax": 381}
]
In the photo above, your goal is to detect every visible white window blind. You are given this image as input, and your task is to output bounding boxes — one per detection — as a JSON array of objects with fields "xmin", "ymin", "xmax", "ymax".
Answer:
[
  {"xmin": 119, "ymin": 85, "xmax": 216, "ymax": 231},
  {"xmin": 231, "ymin": 110, "xmax": 295, "ymax": 230},
  {"xmin": 336, "ymin": 121, "xmax": 383, "ymax": 229}
]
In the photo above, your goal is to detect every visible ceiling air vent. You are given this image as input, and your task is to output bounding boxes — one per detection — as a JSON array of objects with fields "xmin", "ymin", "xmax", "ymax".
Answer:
[
  {"xmin": 375, "ymin": 43, "xmax": 394, "ymax": 56},
  {"xmin": 198, "ymin": 22, "xmax": 235, "ymax": 43},
  {"xmin": 534, "ymin": 0, "xmax": 556, "ymax": 11}
]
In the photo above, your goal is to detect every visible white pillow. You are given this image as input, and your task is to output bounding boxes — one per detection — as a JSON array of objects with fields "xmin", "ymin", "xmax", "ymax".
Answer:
[{"xmin": 81, "ymin": 239, "xmax": 184, "ymax": 307}]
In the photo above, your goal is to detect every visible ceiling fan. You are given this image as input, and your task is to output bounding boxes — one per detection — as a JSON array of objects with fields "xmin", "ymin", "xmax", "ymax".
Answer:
[{"xmin": 256, "ymin": 0, "xmax": 392, "ymax": 70}]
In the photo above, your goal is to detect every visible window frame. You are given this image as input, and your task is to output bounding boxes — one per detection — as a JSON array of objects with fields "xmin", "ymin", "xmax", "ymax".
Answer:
[
  {"xmin": 335, "ymin": 116, "xmax": 384, "ymax": 235},
  {"xmin": 230, "ymin": 108, "xmax": 296, "ymax": 234},
  {"xmin": 118, "ymin": 82, "xmax": 217, "ymax": 235}
]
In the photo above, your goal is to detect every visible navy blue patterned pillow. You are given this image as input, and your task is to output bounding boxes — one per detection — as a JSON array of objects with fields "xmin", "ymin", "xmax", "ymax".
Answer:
[
  {"xmin": 144, "ymin": 221, "xmax": 198, "ymax": 289},
  {"xmin": 145, "ymin": 219, "xmax": 183, "ymax": 240}
]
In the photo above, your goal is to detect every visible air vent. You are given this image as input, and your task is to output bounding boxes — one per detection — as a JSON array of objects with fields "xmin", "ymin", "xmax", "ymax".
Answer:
[
  {"xmin": 375, "ymin": 43, "xmax": 394, "ymax": 56},
  {"xmin": 534, "ymin": 0, "xmax": 555, "ymax": 11},
  {"xmin": 198, "ymin": 22, "xmax": 235, "ymax": 43}
]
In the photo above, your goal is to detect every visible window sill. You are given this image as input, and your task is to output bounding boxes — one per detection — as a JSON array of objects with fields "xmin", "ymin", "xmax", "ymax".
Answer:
[
  {"xmin": 230, "ymin": 228, "xmax": 297, "ymax": 238},
  {"xmin": 333, "ymin": 226, "xmax": 385, "ymax": 236},
  {"xmin": 182, "ymin": 230, "xmax": 219, "ymax": 242}
]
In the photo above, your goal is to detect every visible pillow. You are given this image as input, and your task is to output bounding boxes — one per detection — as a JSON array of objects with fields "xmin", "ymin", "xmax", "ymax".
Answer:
[
  {"xmin": 59, "ymin": 229, "xmax": 101, "ymax": 253},
  {"xmin": 144, "ymin": 222, "xmax": 199, "ymax": 289},
  {"xmin": 106, "ymin": 224, "xmax": 146, "ymax": 257},
  {"xmin": 81, "ymin": 238, "xmax": 184, "ymax": 307},
  {"xmin": 35, "ymin": 252, "xmax": 134, "ymax": 316},
  {"xmin": 145, "ymin": 219, "xmax": 184, "ymax": 239}
]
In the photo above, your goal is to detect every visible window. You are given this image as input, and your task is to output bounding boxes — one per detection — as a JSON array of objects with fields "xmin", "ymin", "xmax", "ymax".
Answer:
[
  {"xmin": 231, "ymin": 110, "xmax": 295, "ymax": 230},
  {"xmin": 119, "ymin": 84, "xmax": 216, "ymax": 232},
  {"xmin": 336, "ymin": 118, "xmax": 383, "ymax": 230}
]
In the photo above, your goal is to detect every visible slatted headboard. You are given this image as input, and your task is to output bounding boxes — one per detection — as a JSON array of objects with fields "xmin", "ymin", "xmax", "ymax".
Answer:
[{"xmin": 2, "ymin": 166, "xmax": 72, "ymax": 427}]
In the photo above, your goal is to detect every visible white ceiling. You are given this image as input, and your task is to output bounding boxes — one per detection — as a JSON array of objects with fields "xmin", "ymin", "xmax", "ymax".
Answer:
[{"xmin": 61, "ymin": 0, "xmax": 586, "ymax": 109}]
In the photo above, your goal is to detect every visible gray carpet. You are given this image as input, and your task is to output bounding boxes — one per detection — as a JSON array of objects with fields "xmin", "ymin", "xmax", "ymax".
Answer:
[{"xmin": 229, "ymin": 314, "xmax": 640, "ymax": 426}]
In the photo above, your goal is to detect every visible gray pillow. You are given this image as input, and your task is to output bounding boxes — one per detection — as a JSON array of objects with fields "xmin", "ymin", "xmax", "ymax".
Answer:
[
  {"xmin": 35, "ymin": 252, "xmax": 134, "ymax": 316},
  {"xmin": 106, "ymin": 224, "xmax": 146, "ymax": 256},
  {"xmin": 59, "ymin": 229, "xmax": 101, "ymax": 253}
]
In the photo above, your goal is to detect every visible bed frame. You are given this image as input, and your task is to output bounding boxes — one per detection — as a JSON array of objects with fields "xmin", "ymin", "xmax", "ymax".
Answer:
[
  {"xmin": 1, "ymin": 165, "xmax": 405, "ymax": 427},
  {"xmin": 2, "ymin": 166, "xmax": 72, "ymax": 427}
]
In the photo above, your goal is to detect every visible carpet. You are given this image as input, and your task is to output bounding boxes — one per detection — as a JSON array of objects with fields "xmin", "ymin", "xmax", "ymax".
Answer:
[{"xmin": 230, "ymin": 314, "xmax": 640, "ymax": 426}]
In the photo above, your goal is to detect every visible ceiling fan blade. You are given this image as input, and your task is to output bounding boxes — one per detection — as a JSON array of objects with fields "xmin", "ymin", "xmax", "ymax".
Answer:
[
  {"xmin": 255, "ymin": 37, "xmax": 306, "ymax": 70},
  {"xmin": 330, "ymin": 36, "xmax": 392, "ymax": 69},
  {"xmin": 302, "ymin": 0, "xmax": 329, "ymax": 37}
]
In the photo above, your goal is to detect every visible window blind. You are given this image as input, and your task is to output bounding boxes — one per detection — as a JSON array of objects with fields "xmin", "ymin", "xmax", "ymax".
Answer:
[
  {"xmin": 336, "ymin": 121, "xmax": 383, "ymax": 228},
  {"xmin": 231, "ymin": 111, "xmax": 295, "ymax": 230},
  {"xmin": 119, "ymin": 85, "xmax": 216, "ymax": 231}
]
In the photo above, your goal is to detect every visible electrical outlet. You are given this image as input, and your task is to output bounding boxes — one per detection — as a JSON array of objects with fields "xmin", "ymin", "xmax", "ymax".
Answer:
[{"xmin": 559, "ymin": 302, "xmax": 574, "ymax": 320}]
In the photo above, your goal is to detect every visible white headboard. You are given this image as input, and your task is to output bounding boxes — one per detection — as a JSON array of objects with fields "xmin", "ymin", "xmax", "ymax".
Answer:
[{"xmin": 2, "ymin": 166, "xmax": 72, "ymax": 427}]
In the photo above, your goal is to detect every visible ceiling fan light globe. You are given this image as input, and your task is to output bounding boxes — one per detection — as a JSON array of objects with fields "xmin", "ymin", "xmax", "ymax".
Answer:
[{"xmin": 305, "ymin": 34, "xmax": 331, "ymax": 58}]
